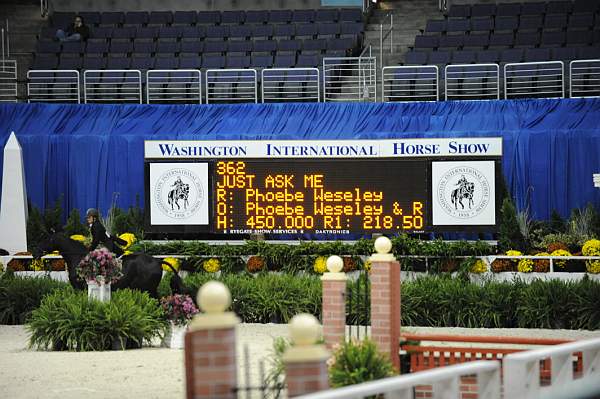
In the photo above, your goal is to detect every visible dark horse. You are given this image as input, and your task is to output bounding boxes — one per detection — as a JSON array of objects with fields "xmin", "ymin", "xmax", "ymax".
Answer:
[{"xmin": 33, "ymin": 233, "xmax": 166, "ymax": 298}]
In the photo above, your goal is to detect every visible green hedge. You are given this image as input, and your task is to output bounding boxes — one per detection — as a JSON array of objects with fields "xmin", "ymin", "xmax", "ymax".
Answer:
[
  {"xmin": 27, "ymin": 288, "xmax": 167, "ymax": 351},
  {"xmin": 0, "ymin": 271, "xmax": 69, "ymax": 324},
  {"xmin": 177, "ymin": 273, "xmax": 600, "ymax": 329}
]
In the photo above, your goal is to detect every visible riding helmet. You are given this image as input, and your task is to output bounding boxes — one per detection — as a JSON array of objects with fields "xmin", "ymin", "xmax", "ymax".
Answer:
[{"xmin": 86, "ymin": 208, "xmax": 100, "ymax": 218}]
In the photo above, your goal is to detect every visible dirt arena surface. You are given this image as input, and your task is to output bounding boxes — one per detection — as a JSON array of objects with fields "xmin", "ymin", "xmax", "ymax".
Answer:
[{"xmin": 1, "ymin": 324, "xmax": 599, "ymax": 398}]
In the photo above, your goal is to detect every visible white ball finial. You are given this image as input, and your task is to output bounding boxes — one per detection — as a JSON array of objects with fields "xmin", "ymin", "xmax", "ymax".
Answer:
[
  {"xmin": 374, "ymin": 236, "xmax": 392, "ymax": 254},
  {"xmin": 198, "ymin": 281, "xmax": 231, "ymax": 314},
  {"xmin": 289, "ymin": 313, "xmax": 321, "ymax": 346},
  {"xmin": 326, "ymin": 255, "xmax": 343, "ymax": 273}
]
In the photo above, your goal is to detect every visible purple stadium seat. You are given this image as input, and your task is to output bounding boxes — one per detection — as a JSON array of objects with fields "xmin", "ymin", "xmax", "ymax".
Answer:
[
  {"xmin": 338, "ymin": 8, "xmax": 362, "ymax": 22},
  {"xmin": 274, "ymin": 53, "xmax": 296, "ymax": 68},
  {"xmin": 100, "ymin": 12, "xmax": 124, "ymax": 26},
  {"xmin": 317, "ymin": 22, "xmax": 340, "ymax": 39},
  {"xmin": 489, "ymin": 32, "xmax": 514, "ymax": 49},
  {"xmin": 149, "ymin": 11, "xmax": 173, "ymax": 26},
  {"xmin": 424, "ymin": 19, "xmax": 446, "ymax": 35},
  {"xmin": 521, "ymin": 2, "xmax": 546, "ymax": 16},
  {"xmin": 296, "ymin": 23, "xmax": 318, "ymax": 39},
  {"xmin": 221, "ymin": 11, "xmax": 245, "ymax": 25},
  {"xmin": 32, "ymin": 54, "xmax": 58, "ymax": 69},
  {"xmin": 124, "ymin": 12, "xmax": 148, "ymax": 26},
  {"xmin": 131, "ymin": 55, "xmax": 155, "ymax": 70},
  {"xmin": 405, "ymin": 50, "xmax": 428, "ymax": 65},
  {"xmin": 204, "ymin": 41, "xmax": 228, "ymax": 54},
  {"xmin": 292, "ymin": 9, "xmax": 315, "ymax": 23},
  {"xmin": 79, "ymin": 12, "xmax": 101, "ymax": 27},
  {"xmin": 51, "ymin": 12, "xmax": 75, "ymax": 28},
  {"xmin": 594, "ymin": 28, "xmax": 600, "ymax": 44},
  {"xmin": 251, "ymin": 53, "xmax": 273, "ymax": 68},
  {"xmin": 302, "ymin": 39, "xmax": 327, "ymax": 53},
  {"xmin": 155, "ymin": 57, "xmax": 179, "ymax": 70},
  {"xmin": 414, "ymin": 35, "xmax": 438, "ymax": 50},
  {"xmin": 181, "ymin": 26, "xmax": 205, "ymax": 41},
  {"xmin": 446, "ymin": 18, "xmax": 470, "ymax": 34},
  {"xmin": 567, "ymin": 29, "xmax": 593, "ymax": 46},
  {"xmin": 110, "ymin": 40, "xmax": 133, "ymax": 54},
  {"xmin": 251, "ymin": 25, "xmax": 273, "ymax": 39},
  {"xmin": 227, "ymin": 41, "xmax": 252, "ymax": 53},
  {"xmin": 519, "ymin": 15, "xmax": 543, "ymax": 32},
  {"xmin": 541, "ymin": 30, "xmax": 566, "ymax": 47},
  {"xmin": 61, "ymin": 41, "xmax": 85, "ymax": 54},
  {"xmin": 229, "ymin": 25, "xmax": 252, "ymax": 40},
  {"xmin": 544, "ymin": 14, "xmax": 568, "ymax": 31},
  {"xmin": 476, "ymin": 50, "xmax": 499, "ymax": 64},
  {"xmin": 546, "ymin": 1, "xmax": 572, "ymax": 15},
  {"xmin": 136, "ymin": 26, "xmax": 158, "ymax": 40},
  {"xmin": 82, "ymin": 56, "xmax": 106, "ymax": 70},
  {"xmin": 524, "ymin": 48, "xmax": 551, "ymax": 62},
  {"xmin": 500, "ymin": 48, "xmax": 524, "ymax": 64},
  {"xmin": 278, "ymin": 39, "xmax": 302, "ymax": 53},
  {"xmin": 471, "ymin": 4, "xmax": 496, "ymax": 18},
  {"xmin": 340, "ymin": 21, "xmax": 363, "ymax": 35},
  {"xmin": 495, "ymin": 16, "xmax": 518, "ymax": 33},
  {"xmin": 496, "ymin": 3, "xmax": 521, "ymax": 17},
  {"xmin": 471, "ymin": 17, "xmax": 493, "ymax": 33},
  {"xmin": 296, "ymin": 53, "xmax": 319, "ymax": 68},
  {"xmin": 40, "ymin": 27, "xmax": 57, "ymax": 39},
  {"xmin": 90, "ymin": 27, "xmax": 112, "ymax": 39},
  {"xmin": 316, "ymin": 9, "xmax": 338, "ymax": 22},
  {"xmin": 206, "ymin": 25, "xmax": 229, "ymax": 40},
  {"xmin": 514, "ymin": 31, "xmax": 541, "ymax": 48},
  {"xmin": 180, "ymin": 40, "xmax": 204, "ymax": 55},
  {"xmin": 578, "ymin": 46, "xmax": 600, "ymax": 60},
  {"xmin": 245, "ymin": 10, "xmax": 269, "ymax": 25},
  {"xmin": 568, "ymin": 14, "xmax": 595, "ymax": 30},
  {"xmin": 112, "ymin": 27, "xmax": 135, "ymax": 39},
  {"xmin": 86, "ymin": 40, "xmax": 109, "ymax": 55},
  {"xmin": 269, "ymin": 10, "xmax": 292, "ymax": 24},
  {"xmin": 327, "ymin": 38, "xmax": 353, "ymax": 51},
  {"xmin": 274, "ymin": 24, "xmax": 295, "ymax": 39},
  {"xmin": 463, "ymin": 33, "xmax": 489, "ymax": 49},
  {"xmin": 429, "ymin": 50, "xmax": 452, "ymax": 65},
  {"xmin": 201, "ymin": 54, "xmax": 226, "ymax": 69},
  {"xmin": 551, "ymin": 47, "xmax": 578, "ymax": 62},
  {"xmin": 156, "ymin": 40, "xmax": 181, "ymax": 54},
  {"xmin": 226, "ymin": 54, "xmax": 250, "ymax": 68},
  {"xmin": 438, "ymin": 35, "xmax": 464, "ymax": 50},
  {"xmin": 253, "ymin": 40, "xmax": 277, "ymax": 53},
  {"xmin": 36, "ymin": 40, "xmax": 61, "ymax": 54},
  {"xmin": 572, "ymin": 0, "xmax": 600, "ymax": 14},
  {"xmin": 159, "ymin": 26, "xmax": 182, "ymax": 40},
  {"xmin": 447, "ymin": 4, "xmax": 470, "ymax": 19},
  {"xmin": 107, "ymin": 56, "xmax": 131, "ymax": 69},
  {"xmin": 197, "ymin": 11, "xmax": 221, "ymax": 25},
  {"xmin": 452, "ymin": 50, "xmax": 476, "ymax": 64},
  {"xmin": 179, "ymin": 56, "xmax": 201, "ymax": 69},
  {"xmin": 173, "ymin": 11, "xmax": 197, "ymax": 26},
  {"xmin": 58, "ymin": 55, "xmax": 83, "ymax": 70},
  {"xmin": 133, "ymin": 39, "xmax": 156, "ymax": 54}
]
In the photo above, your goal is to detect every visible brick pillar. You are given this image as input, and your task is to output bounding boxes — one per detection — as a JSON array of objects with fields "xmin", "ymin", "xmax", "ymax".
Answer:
[
  {"xmin": 283, "ymin": 314, "xmax": 331, "ymax": 397},
  {"xmin": 321, "ymin": 255, "xmax": 347, "ymax": 349},
  {"xmin": 370, "ymin": 236, "xmax": 401, "ymax": 371},
  {"xmin": 185, "ymin": 281, "xmax": 240, "ymax": 399}
]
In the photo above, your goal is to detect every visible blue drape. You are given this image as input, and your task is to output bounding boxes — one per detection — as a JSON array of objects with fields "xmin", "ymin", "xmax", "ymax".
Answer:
[{"xmin": 1, "ymin": 98, "xmax": 599, "ymax": 221}]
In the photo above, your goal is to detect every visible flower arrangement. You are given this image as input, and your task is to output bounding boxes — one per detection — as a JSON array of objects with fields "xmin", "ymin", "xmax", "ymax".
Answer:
[
  {"xmin": 118, "ymin": 233, "xmax": 136, "ymax": 249},
  {"xmin": 547, "ymin": 241, "xmax": 569, "ymax": 254},
  {"xmin": 247, "ymin": 255, "xmax": 265, "ymax": 273},
  {"xmin": 162, "ymin": 257, "xmax": 180, "ymax": 272},
  {"xmin": 160, "ymin": 294, "xmax": 199, "ymax": 327},
  {"xmin": 70, "ymin": 234, "xmax": 86, "ymax": 242},
  {"xmin": 7, "ymin": 252, "xmax": 31, "ymax": 271},
  {"xmin": 470, "ymin": 259, "xmax": 488, "ymax": 274},
  {"xmin": 202, "ymin": 258, "xmax": 221, "ymax": 273},
  {"xmin": 313, "ymin": 256, "xmax": 328, "ymax": 274},
  {"xmin": 550, "ymin": 249, "xmax": 571, "ymax": 269},
  {"xmin": 505, "ymin": 250, "xmax": 522, "ymax": 263},
  {"xmin": 533, "ymin": 252, "xmax": 550, "ymax": 273},
  {"xmin": 343, "ymin": 257, "xmax": 357, "ymax": 272},
  {"xmin": 582, "ymin": 239, "xmax": 600, "ymax": 274},
  {"xmin": 518, "ymin": 258, "xmax": 534, "ymax": 273},
  {"xmin": 77, "ymin": 247, "xmax": 123, "ymax": 284},
  {"xmin": 364, "ymin": 260, "xmax": 372, "ymax": 273},
  {"xmin": 31, "ymin": 258, "xmax": 46, "ymax": 271}
]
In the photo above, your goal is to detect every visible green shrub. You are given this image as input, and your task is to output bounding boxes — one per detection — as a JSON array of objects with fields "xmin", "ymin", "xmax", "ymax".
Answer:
[
  {"xmin": 27, "ymin": 288, "xmax": 167, "ymax": 351},
  {"xmin": 329, "ymin": 339, "xmax": 395, "ymax": 388},
  {"xmin": 0, "ymin": 272, "xmax": 69, "ymax": 324}
]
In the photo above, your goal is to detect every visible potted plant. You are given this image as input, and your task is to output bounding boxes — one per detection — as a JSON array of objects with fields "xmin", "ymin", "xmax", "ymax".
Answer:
[
  {"xmin": 77, "ymin": 247, "xmax": 123, "ymax": 302},
  {"xmin": 160, "ymin": 294, "xmax": 199, "ymax": 349}
]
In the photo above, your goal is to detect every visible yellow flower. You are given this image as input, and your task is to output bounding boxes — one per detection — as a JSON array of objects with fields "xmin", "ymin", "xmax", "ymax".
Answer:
[
  {"xmin": 313, "ymin": 256, "xmax": 328, "ymax": 274},
  {"xmin": 162, "ymin": 257, "xmax": 180, "ymax": 272},
  {"xmin": 118, "ymin": 233, "xmax": 137, "ymax": 249},
  {"xmin": 203, "ymin": 258, "xmax": 221, "ymax": 273},
  {"xmin": 31, "ymin": 259, "xmax": 45, "ymax": 271},
  {"xmin": 582, "ymin": 239, "xmax": 600, "ymax": 273},
  {"xmin": 123, "ymin": 250, "xmax": 133, "ymax": 256},
  {"xmin": 505, "ymin": 250, "xmax": 522, "ymax": 263},
  {"xmin": 70, "ymin": 234, "xmax": 86, "ymax": 242},
  {"xmin": 364, "ymin": 260, "xmax": 372, "ymax": 273},
  {"xmin": 550, "ymin": 249, "xmax": 571, "ymax": 269},
  {"xmin": 518, "ymin": 258, "xmax": 534, "ymax": 273},
  {"xmin": 470, "ymin": 259, "xmax": 487, "ymax": 274}
]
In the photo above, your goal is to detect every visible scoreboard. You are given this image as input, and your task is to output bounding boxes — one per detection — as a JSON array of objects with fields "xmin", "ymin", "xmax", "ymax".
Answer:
[{"xmin": 145, "ymin": 138, "xmax": 502, "ymax": 236}]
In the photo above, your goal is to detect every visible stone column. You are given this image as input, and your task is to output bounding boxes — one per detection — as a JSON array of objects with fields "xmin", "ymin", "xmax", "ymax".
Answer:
[
  {"xmin": 370, "ymin": 236, "xmax": 401, "ymax": 371},
  {"xmin": 321, "ymin": 255, "xmax": 347, "ymax": 349},
  {"xmin": 283, "ymin": 314, "xmax": 331, "ymax": 397},
  {"xmin": 184, "ymin": 281, "xmax": 240, "ymax": 399}
]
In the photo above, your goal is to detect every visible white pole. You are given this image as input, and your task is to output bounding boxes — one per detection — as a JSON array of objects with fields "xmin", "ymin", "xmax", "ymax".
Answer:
[{"xmin": 1, "ymin": 28, "xmax": 5, "ymax": 72}]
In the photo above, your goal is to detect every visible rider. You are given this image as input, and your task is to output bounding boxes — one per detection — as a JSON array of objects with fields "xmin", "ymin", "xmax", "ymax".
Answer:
[
  {"xmin": 456, "ymin": 175, "xmax": 468, "ymax": 187},
  {"xmin": 86, "ymin": 208, "xmax": 127, "ymax": 256}
]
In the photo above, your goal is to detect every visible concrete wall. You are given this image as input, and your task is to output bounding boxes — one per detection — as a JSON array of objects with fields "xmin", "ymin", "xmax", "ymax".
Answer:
[{"xmin": 49, "ymin": 0, "xmax": 328, "ymax": 12}]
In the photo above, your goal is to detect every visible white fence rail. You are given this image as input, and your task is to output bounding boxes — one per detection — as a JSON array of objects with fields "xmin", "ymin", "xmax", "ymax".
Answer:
[
  {"xmin": 445, "ymin": 63, "xmax": 500, "ymax": 100},
  {"xmin": 205, "ymin": 69, "xmax": 257, "ymax": 104},
  {"xmin": 27, "ymin": 69, "xmax": 80, "ymax": 103},
  {"xmin": 569, "ymin": 59, "xmax": 600, "ymax": 98},
  {"xmin": 261, "ymin": 68, "xmax": 320, "ymax": 103},
  {"xmin": 504, "ymin": 61, "xmax": 564, "ymax": 99},
  {"xmin": 504, "ymin": 337, "xmax": 600, "ymax": 399},
  {"xmin": 146, "ymin": 69, "xmax": 202, "ymax": 104},
  {"xmin": 323, "ymin": 56, "xmax": 376, "ymax": 102},
  {"xmin": 83, "ymin": 69, "xmax": 142, "ymax": 104},
  {"xmin": 382, "ymin": 65, "xmax": 439, "ymax": 102},
  {"xmin": 0, "ymin": 59, "xmax": 17, "ymax": 102},
  {"xmin": 297, "ymin": 360, "xmax": 501, "ymax": 399}
]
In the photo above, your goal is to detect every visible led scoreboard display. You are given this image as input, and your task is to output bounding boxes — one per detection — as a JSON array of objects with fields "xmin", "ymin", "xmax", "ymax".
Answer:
[
  {"xmin": 214, "ymin": 159, "xmax": 428, "ymax": 234},
  {"xmin": 144, "ymin": 138, "xmax": 503, "ymax": 236}
]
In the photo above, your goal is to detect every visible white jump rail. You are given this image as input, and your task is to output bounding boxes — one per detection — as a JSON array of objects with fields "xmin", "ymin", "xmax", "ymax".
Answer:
[
  {"xmin": 261, "ymin": 67, "xmax": 320, "ymax": 103},
  {"xmin": 382, "ymin": 65, "xmax": 439, "ymax": 102},
  {"xmin": 445, "ymin": 63, "xmax": 500, "ymax": 101},
  {"xmin": 0, "ymin": 59, "xmax": 17, "ymax": 102},
  {"xmin": 146, "ymin": 69, "xmax": 202, "ymax": 104},
  {"xmin": 569, "ymin": 59, "xmax": 600, "ymax": 98},
  {"xmin": 504, "ymin": 337, "xmax": 600, "ymax": 399},
  {"xmin": 205, "ymin": 68, "xmax": 257, "ymax": 104},
  {"xmin": 27, "ymin": 69, "xmax": 80, "ymax": 103},
  {"xmin": 323, "ymin": 56, "xmax": 377, "ymax": 102},
  {"xmin": 83, "ymin": 69, "xmax": 142, "ymax": 104},
  {"xmin": 504, "ymin": 61, "xmax": 564, "ymax": 99},
  {"xmin": 296, "ymin": 360, "xmax": 501, "ymax": 399}
]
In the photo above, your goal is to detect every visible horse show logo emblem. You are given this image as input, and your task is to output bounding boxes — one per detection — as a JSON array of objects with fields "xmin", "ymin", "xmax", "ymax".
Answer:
[
  {"xmin": 436, "ymin": 166, "xmax": 491, "ymax": 220},
  {"xmin": 154, "ymin": 168, "xmax": 205, "ymax": 220}
]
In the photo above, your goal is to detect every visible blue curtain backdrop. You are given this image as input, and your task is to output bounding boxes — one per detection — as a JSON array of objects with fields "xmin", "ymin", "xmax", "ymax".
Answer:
[{"xmin": 0, "ymin": 98, "xmax": 599, "ymax": 222}]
